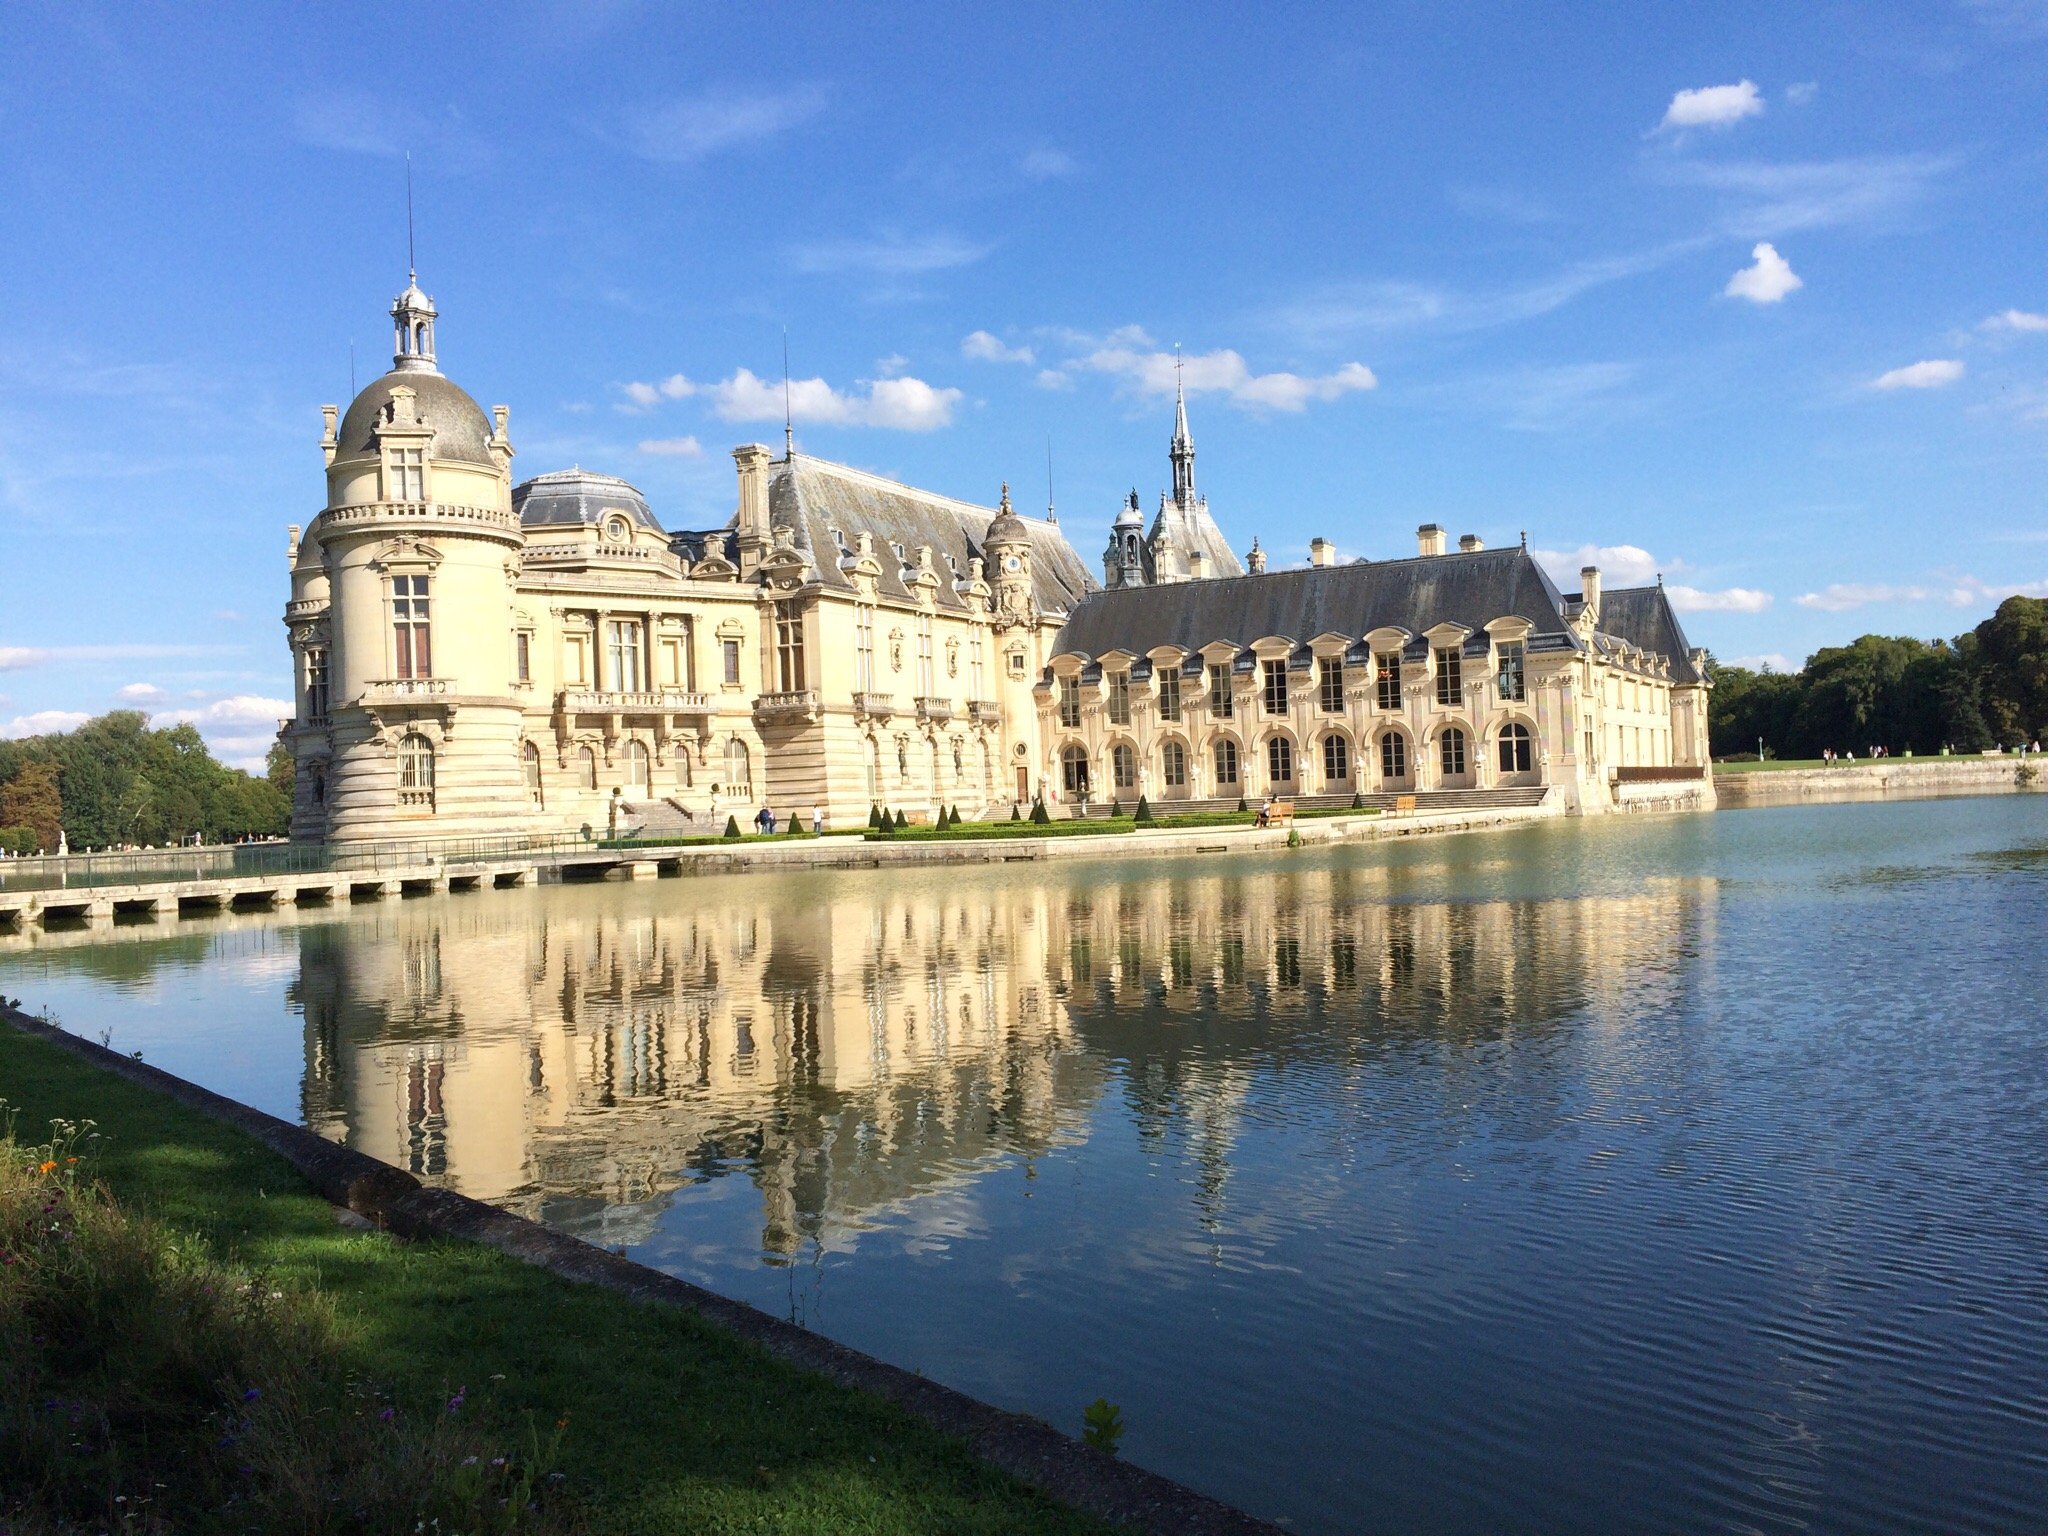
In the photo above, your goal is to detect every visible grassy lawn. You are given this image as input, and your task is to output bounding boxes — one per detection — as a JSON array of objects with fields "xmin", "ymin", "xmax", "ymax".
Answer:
[{"xmin": 0, "ymin": 1022, "xmax": 1120, "ymax": 1536}]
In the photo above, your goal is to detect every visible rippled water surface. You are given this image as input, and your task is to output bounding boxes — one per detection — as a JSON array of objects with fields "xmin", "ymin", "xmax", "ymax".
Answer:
[{"xmin": 6, "ymin": 797, "xmax": 2048, "ymax": 1535}]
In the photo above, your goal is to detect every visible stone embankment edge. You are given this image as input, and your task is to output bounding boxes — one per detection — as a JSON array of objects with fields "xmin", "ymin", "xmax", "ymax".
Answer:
[
  {"xmin": 0, "ymin": 1003, "xmax": 1286, "ymax": 1536},
  {"xmin": 1713, "ymin": 756, "xmax": 2039, "ymax": 808}
]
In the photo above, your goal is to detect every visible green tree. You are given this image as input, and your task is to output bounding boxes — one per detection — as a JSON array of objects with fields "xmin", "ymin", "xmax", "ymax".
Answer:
[
  {"xmin": 0, "ymin": 760, "xmax": 64, "ymax": 852},
  {"xmin": 1976, "ymin": 596, "xmax": 2048, "ymax": 745}
]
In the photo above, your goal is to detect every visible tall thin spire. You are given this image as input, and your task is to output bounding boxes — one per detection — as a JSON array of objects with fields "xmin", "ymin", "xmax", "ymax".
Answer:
[
  {"xmin": 1045, "ymin": 437, "xmax": 1057, "ymax": 523},
  {"xmin": 782, "ymin": 329, "xmax": 793, "ymax": 459},
  {"xmin": 1170, "ymin": 343, "xmax": 1196, "ymax": 505},
  {"xmin": 405, "ymin": 153, "xmax": 415, "ymax": 282}
]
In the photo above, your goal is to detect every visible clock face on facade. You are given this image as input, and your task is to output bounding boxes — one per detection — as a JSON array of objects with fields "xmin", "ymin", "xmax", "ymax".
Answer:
[{"xmin": 1004, "ymin": 555, "xmax": 1022, "ymax": 571}]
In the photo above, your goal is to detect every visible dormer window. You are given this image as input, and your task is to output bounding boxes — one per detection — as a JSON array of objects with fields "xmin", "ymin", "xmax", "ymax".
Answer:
[{"xmin": 386, "ymin": 447, "xmax": 425, "ymax": 503}]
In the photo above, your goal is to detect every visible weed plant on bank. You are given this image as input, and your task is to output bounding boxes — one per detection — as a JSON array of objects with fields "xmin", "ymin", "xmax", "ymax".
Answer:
[{"xmin": 0, "ymin": 1107, "xmax": 574, "ymax": 1535}]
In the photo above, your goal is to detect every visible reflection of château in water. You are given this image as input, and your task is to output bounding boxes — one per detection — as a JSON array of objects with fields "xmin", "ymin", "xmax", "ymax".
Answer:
[{"xmin": 294, "ymin": 869, "xmax": 1696, "ymax": 1255}]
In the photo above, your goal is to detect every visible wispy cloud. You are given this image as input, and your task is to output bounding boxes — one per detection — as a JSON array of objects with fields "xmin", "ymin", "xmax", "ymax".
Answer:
[
  {"xmin": 787, "ymin": 230, "xmax": 992, "ymax": 276},
  {"xmin": 631, "ymin": 368, "xmax": 965, "ymax": 432},
  {"xmin": 116, "ymin": 682, "xmax": 168, "ymax": 704},
  {"xmin": 1728, "ymin": 653, "xmax": 1795, "ymax": 672},
  {"xmin": 1075, "ymin": 340, "xmax": 1376, "ymax": 413},
  {"xmin": 291, "ymin": 92, "xmax": 490, "ymax": 169},
  {"xmin": 1663, "ymin": 153, "xmax": 1959, "ymax": 238},
  {"xmin": 1429, "ymin": 362, "xmax": 1644, "ymax": 433},
  {"xmin": 1723, "ymin": 242, "xmax": 1802, "ymax": 303},
  {"xmin": 1785, "ymin": 82, "xmax": 1819, "ymax": 107},
  {"xmin": 0, "ymin": 643, "xmax": 237, "ymax": 672},
  {"xmin": 1, "ymin": 710, "xmax": 90, "ymax": 739},
  {"xmin": 961, "ymin": 330, "xmax": 1035, "ymax": 365},
  {"xmin": 1019, "ymin": 146, "xmax": 1077, "ymax": 181},
  {"xmin": 1796, "ymin": 573, "xmax": 2048, "ymax": 611},
  {"xmin": 1657, "ymin": 80, "xmax": 1765, "ymax": 133},
  {"xmin": 1983, "ymin": 308, "xmax": 2048, "ymax": 333},
  {"xmin": 625, "ymin": 87, "xmax": 824, "ymax": 164},
  {"xmin": 1533, "ymin": 543, "xmax": 1771, "ymax": 611},
  {"xmin": 636, "ymin": 436, "xmax": 702, "ymax": 457},
  {"xmin": 1872, "ymin": 358, "xmax": 1964, "ymax": 390}
]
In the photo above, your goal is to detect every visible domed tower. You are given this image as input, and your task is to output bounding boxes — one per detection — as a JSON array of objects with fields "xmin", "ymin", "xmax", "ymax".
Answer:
[
  {"xmin": 1103, "ymin": 490, "xmax": 1147, "ymax": 589},
  {"xmin": 283, "ymin": 273, "xmax": 529, "ymax": 844},
  {"xmin": 984, "ymin": 483, "xmax": 1036, "ymax": 628}
]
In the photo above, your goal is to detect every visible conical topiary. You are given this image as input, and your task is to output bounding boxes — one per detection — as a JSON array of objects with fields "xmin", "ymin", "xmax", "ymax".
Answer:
[
  {"xmin": 1351, "ymin": 791, "xmax": 1364, "ymax": 809},
  {"xmin": 868, "ymin": 803, "xmax": 882, "ymax": 829},
  {"xmin": 723, "ymin": 815, "xmax": 741, "ymax": 839},
  {"xmin": 788, "ymin": 812, "xmax": 808, "ymax": 835},
  {"xmin": 1030, "ymin": 798, "xmax": 1051, "ymax": 825},
  {"xmin": 894, "ymin": 808, "xmax": 908, "ymax": 830},
  {"xmin": 1108, "ymin": 799, "xmax": 1122, "ymax": 818},
  {"xmin": 1235, "ymin": 796, "xmax": 1248, "ymax": 813},
  {"xmin": 1010, "ymin": 802, "xmax": 1023, "ymax": 821},
  {"xmin": 1134, "ymin": 795, "xmax": 1153, "ymax": 824}
]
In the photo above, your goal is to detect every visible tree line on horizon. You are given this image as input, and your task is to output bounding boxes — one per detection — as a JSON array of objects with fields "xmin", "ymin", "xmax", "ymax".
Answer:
[
  {"xmin": 1708, "ymin": 595, "xmax": 2048, "ymax": 760},
  {"xmin": 0, "ymin": 711, "xmax": 290, "ymax": 854}
]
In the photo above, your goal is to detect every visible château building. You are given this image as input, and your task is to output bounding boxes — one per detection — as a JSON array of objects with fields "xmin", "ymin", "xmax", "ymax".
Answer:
[{"xmin": 279, "ymin": 273, "xmax": 1710, "ymax": 845}]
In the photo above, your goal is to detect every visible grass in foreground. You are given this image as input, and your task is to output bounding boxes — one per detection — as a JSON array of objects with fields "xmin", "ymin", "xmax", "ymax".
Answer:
[{"xmin": 0, "ymin": 1022, "xmax": 1119, "ymax": 1536}]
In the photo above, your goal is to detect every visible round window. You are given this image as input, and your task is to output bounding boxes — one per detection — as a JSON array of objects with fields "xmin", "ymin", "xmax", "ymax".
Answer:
[{"xmin": 603, "ymin": 515, "xmax": 630, "ymax": 544}]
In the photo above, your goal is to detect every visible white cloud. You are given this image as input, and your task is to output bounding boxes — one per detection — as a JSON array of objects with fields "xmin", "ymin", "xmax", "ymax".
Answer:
[
  {"xmin": 1785, "ymin": 82, "xmax": 1819, "ymax": 106},
  {"xmin": 1658, "ymin": 80, "xmax": 1765, "ymax": 132},
  {"xmin": 1723, "ymin": 242, "xmax": 1802, "ymax": 303},
  {"xmin": 1034, "ymin": 369, "xmax": 1074, "ymax": 391},
  {"xmin": 962, "ymin": 330, "xmax": 1035, "ymax": 365},
  {"xmin": 0, "ymin": 647, "xmax": 42, "ymax": 671},
  {"xmin": 117, "ymin": 683, "xmax": 168, "ymax": 704},
  {"xmin": 704, "ymin": 368, "xmax": 962, "ymax": 431},
  {"xmin": 157, "ymin": 695, "xmax": 294, "ymax": 729},
  {"xmin": 616, "ymin": 374, "xmax": 695, "ymax": 413},
  {"xmin": 1, "ymin": 710, "xmax": 90, "ymax": 739},
  {"xmin": 1984, "ymin": 308, "xmax": 2048, "ymax": 333},
  {"xmin": 1797, "ymin": 574, "xmax": 2048, "ymax": 611},
  {"xmin": 636, "ymin": 436, "xmax": 703, "ymax": 457},
  {"xmin": 787, "ymin": 231, "xmax": 991, "ymax": 276},
  {"xmin": 626, "ymin": 88, "xmax": 825, "ymax": 164},
  {"xmin": 1662, "ymin": 153, "xmax": 1956, "ymax": 238},
  {"xmin": 1077, "ymin": 344, "xmax": 1376, "ymax": 412},
  {"xmin": 1019, "ymin": 146, "xmax": 1077, "ymax": 181},
  {"xmin": 1533, "ymin": 544, "xmax": 1772, "ymax": 611},
  {"xmin": 1872, "ymin": 359, "xmax": 1964, "ymax": 390},
  {"xmin": 873, "ymin": 353, "xmax": 909, "ymax": 376},
  {"xmin": 0, "ymin": 643, "xmax": 233, "ymax": 671},
  {"xmin": 1728, "ymin": 653, "xmax": 1795, "ymax": 672}
]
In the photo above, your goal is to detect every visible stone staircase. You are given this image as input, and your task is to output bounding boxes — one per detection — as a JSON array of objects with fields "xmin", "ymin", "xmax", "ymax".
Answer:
[{"xmin": 616, "ymin": 797, "xmax": 721, "ymax": 838}]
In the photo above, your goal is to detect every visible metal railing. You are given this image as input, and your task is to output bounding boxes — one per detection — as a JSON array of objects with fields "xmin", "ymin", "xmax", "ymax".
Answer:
[{"xmin": 0, "ymin": 829, "xmax": 604, "ymax": 894}]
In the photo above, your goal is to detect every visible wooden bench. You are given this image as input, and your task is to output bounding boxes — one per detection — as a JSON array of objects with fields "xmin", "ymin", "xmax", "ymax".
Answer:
[
  {"xmin": 1394, "ymin": 794, "xmax": 1416, "ymax": 814},
  {"xmin": 1256, "ymin": 799, "xmax": 1296, "ymax": 828}
]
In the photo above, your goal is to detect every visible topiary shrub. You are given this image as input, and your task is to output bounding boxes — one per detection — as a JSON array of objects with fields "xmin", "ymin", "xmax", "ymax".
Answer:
[
  {"xmin": 1235, "ymin": 796, "xmax": 1248, "ymax": 813},
  {"xmin": 788, "ymin": 813, "xmax": 808, "ymax": 835},
  {"xmin": 1010, "ymin": 803, "xmax": 1023, "ymax": 821},
  {"xmin": 1351, "ymin": 791, "xmax": 1365, "ymax": 809},
  {"xmin": 1029, "ymin": 798, "xmax": 1051, "ymax": 825},
  {"xmin": 1134, "ymin": 795, "xmax": 1153, "ymax": 824},
  {"xmin": 868, "ymin": 803, "xmax": 882, "ymax": 829},
  {"xmin": 948, "ymin": 806, "xmax": 963, "ymax": 828},
  {"xmin": 1108, "ymin": 799, "xmax": 1122, "ymax": 818},
  {"xmin": 893, "ymin": 809, "xmax": 908, "ymax": 830},
  {"xmin": 723, "ymin": 815, "xmax": 741, "ymax": 839}
]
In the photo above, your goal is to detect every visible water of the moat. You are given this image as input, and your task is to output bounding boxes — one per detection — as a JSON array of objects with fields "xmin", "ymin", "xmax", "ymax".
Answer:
[{"xmin": 4, "ymin": 797, "xmax": 2046, "ymax": 1535}]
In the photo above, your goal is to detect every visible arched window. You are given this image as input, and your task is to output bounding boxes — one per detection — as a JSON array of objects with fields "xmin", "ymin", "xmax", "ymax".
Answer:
[
  {"xmin": 397, "ymin": 733, "xmax": 435, "ymax": 807},
  {"xmin": 1380, "ymin": 731, "xmax": 1408, "ymax": 783},
  {"xmin": 979, "ymin": 738, "xmax": 992, "ymax": 795},
  {"xmin": 725, "ymin": 738, "xmax": 751, "ymax": 793},
  {"xmin": 1323, "ymin": 733, "xmax": 1350, "ymax": 783},
  {"xmin": 522, "ymin": 741, "xmax": 543, "ymax": 807},
  {"xmin": 1112, "ymin": 742, "xmax": 1137, "ymax": 790},
  {"xmin": 675, "ymin": 746, "xmax": 693, "ymax": 789},
  {"xmin": 577, "ymin": 744, "xmax": 598, "ymax": 790},
  {"xmin": 1214, "ymin": 738, "xmax": 1240, "ymax": 786},
  {"xmin": 1162, "ymin": 739, "xmax": 1187, "ymax": 788},
  {"xmin": 622, "ymin": 740, "xmax": 650, "ymax": 793},
  {"xmin": 1267, "ymin": 735, "xmax": 1295, "ymax": 783},
  {"xmin": 1440, "ymin": 727, "xmax": 1468, "ymax": 778},
  {"xmin": 1061, "ymin": 744, "xmax": 1091, "ymax": 798},
  {"xmin": 1498, "ymin": 721, "xmax": 1533, "ymax": 774}
]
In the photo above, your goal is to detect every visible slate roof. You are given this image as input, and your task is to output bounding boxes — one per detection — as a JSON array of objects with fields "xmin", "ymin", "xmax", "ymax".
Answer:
[
  {"xmin": 337, "ymin": 369, "xmax": 495, "ymax": 467},
  {"xmin": 1054, "ymin": 545, "xmax": 1581, "ymax": 662},
  {"xmin": 514, "ymin": 469, "xmax": 666, "ymax": 532},
  {"xmin": 1595, "ymin": 585, "xmax": 1705, "ymax": 682},
  {"xmin": 684, "ymin": 454, "xmax": 1095, "ymax": 614},
  {"xmin": 1147, "ymin": 495, "xmax": 1245, "ymax": 581}
]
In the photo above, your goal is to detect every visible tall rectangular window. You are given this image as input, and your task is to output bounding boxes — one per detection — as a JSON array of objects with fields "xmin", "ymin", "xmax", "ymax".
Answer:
[
  {"xmin": 606, "ymin": 620, "xmax": 643, "ymax": 693},
  {"xmin": 1262, "ymin": 659, "xmax": 1288, "ymax": 716},
  {"xmin": 1497, "ymin": 640, "xmax": 1525, "ymax": 703},
  {"xmin": 969, "ymin": 636, "xmax": 985, "ymax": 699},
  {"xmin": 1108, "ymin": 670, "xmax": 1131, "ymax": 725},
  {"xmin": 386, "ymin": 447, "xmax": 425, "ymax": 502},
  {"xmin": 722, "ymin": 639, "xmax": 741, "ymax": 686},
  {"xmin": 1208, "ymin": 664, "xmax": 1233, "ymax": 719},
  {"xmin": 1319, "ymin": 657, "xmax": 1344, "ymax": 712},
  {"xmin": 1058, "ymin": 675, "xmax": 1081, "ymax": 728},
  {"xmin": 392, "ymin": 575, "xmax": 431, "ymax": 679},
  {"xmin": 1157, "ymin": 668, "xmax": 1181, "ymax": 723},
  {"xmin": 514, "ymin": 632, "xmax": 531, "ymax": 684},
  {"xmin": 1434, "ymin": 646, "xmax": 1462, "ymax": 706},
  {"xmin": 305, "ymin": 647, "xmax": 329, "ymax": 721},
  {"xmin": 775, "ymin": 602, "xmax": 806, "ymax": 692},
  {"xmin": 679, "ymin": 617, "xmax": 696, "ymax": 688},
  {"xmin": 917, "ymin": 614, "xmax": 934, "ymax": 695},
  {"xmin": 855, "ymin": 606, "xmax": 875, "ymax": 691},
  {"xmin": 1376, "ymin": 652, "xmax": 1401, "ymax": 710}
]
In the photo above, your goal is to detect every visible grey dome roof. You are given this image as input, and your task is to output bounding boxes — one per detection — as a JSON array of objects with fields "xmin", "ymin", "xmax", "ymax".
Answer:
[
  {"xmin": 514, "ymin": 469, "xmax": 665, "ymax": 532},
  {"xmin": 338, "ymin": 369, "xmax": 494, "ymax": 467}
]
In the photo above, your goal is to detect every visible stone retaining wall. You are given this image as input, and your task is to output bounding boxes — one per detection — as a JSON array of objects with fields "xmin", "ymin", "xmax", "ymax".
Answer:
[{"xmin": 1713, "ymin": 756, "xmax": 2040, "ymax": 808}]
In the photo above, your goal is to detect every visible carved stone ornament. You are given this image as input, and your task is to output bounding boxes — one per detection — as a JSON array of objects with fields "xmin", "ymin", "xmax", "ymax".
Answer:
[
  {"xmin": 367, "ymin": 535, "xmax": 443, "ymax": 573},
  {"xmin": 889, "ymin": 630, "xmax": 905, "ymax": 671},
  {"xmin": 946, "ymin": 637, "xmax": 960, "ymax": 677}
]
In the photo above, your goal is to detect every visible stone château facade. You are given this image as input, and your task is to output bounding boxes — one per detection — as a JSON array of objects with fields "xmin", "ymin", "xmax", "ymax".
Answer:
[{"xmin": 279, "ymin": 273, "xmax": 1710, "ymax": 845}]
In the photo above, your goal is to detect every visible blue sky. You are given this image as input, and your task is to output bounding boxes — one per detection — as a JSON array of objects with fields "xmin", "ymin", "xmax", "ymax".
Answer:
[{"xmin": 2, "ymin": 1, "xmax": 2045, "ymax": 765}]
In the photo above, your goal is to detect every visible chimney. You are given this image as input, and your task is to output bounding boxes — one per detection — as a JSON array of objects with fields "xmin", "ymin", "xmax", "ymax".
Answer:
[
  {"xmin": 733, "ymin": 444, "xmax": 772, "ymax": 540},
  {"xmin": 1188, "ymin": 548, "xmax": 1207, "ymax": 580},
  {"xmin": 1417, "ymin": 523, "xmax": 1446, "ymax": 557},
  {"xmin": 1581, "ymin": 565, "xmax": 1602, "ymax": 621},
  {"xmin": 320, "ymin": 405, "xmax": 338, "ymax": 467},
  {"xmin": 1309, "ymin": 537, "xmax": 1337, "ymax": 567},
  {"xmin": 1458, "ymin": 534, "xmax": 1484, "ymax": 552}
]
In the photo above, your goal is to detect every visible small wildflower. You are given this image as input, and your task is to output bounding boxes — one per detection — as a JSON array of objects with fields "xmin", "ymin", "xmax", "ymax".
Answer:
[
  {"xmin": 462, "ymin": 1455, "xmax": 479, "ymax": 1467},
  {"xmin": 447, "ymin": 1388, "xmax": 466, "ymax": 1413},
  {"xmin": 37, "ymin": 1160, "xmax": 56, "ymax": 1174},
  {"xmin": 242, "ymin": 1387, "xmax": 262, "ymax": 1402},
  {"xmin": 379, "ymin": 1407, "xmax": 396, "ymax": 1422},
  {"xmin": 491, "ymin": 1456, "xmax": 507, "ymax": 1467}
]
